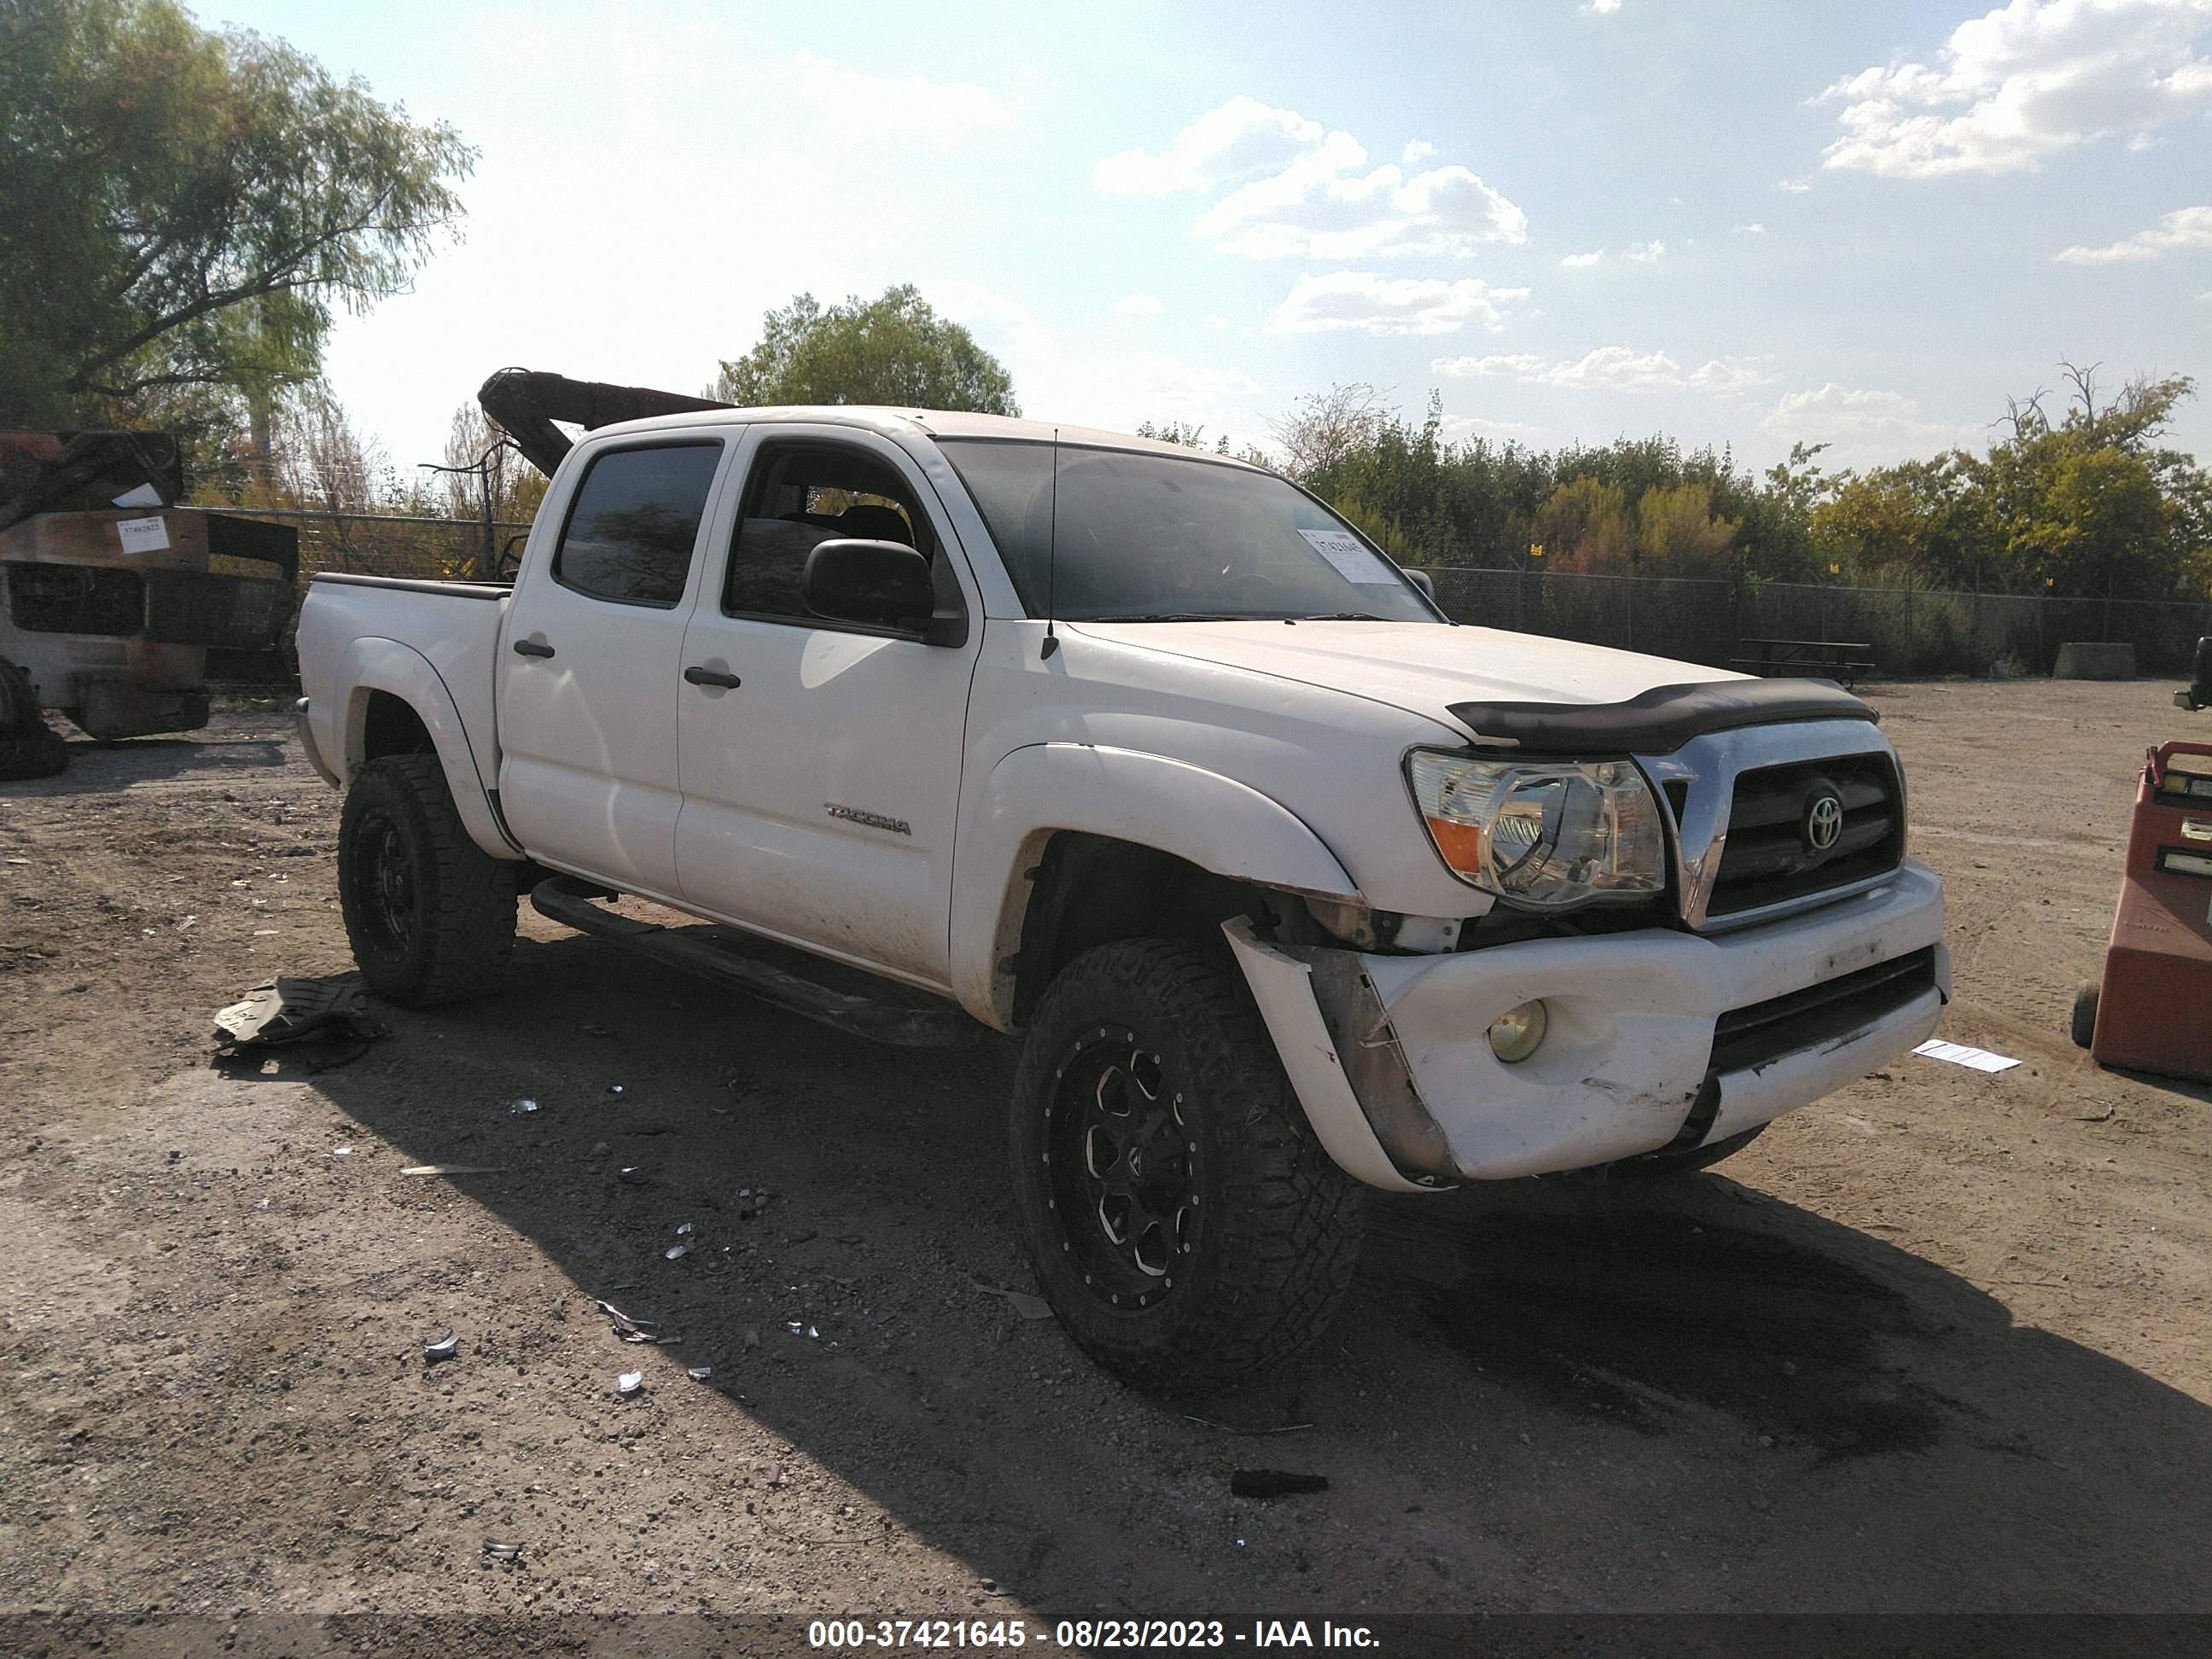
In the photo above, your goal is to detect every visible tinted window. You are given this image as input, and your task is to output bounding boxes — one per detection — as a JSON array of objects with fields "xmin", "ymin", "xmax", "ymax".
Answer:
[
  {"xmin": 554, "ymin": 443, "xmax": 722, "ymax": 607},
  {"xmin": 725, "ymin": 441, "xmax": 940, "ymax": 624},
  {"xmin": 938, "ymin": 439, "xmax": 1437, "ymax": 624}
]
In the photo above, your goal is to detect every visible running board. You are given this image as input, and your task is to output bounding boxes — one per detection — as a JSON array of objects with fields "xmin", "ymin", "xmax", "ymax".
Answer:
[{"xmin": 530, "ymin": 876, "xmax": 978, "ymax": 1049}]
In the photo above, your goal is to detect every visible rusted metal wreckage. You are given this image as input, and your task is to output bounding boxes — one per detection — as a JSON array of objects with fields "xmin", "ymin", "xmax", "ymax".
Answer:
[{"xmin": 0, "ymin": 428, "xmax": 300, "ymax": 777}]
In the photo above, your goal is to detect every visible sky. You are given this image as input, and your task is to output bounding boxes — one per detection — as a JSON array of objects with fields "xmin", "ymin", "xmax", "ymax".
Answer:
[{"xmin": 209, "ymin": 0, "xmax": 2212, "ymax": 480}]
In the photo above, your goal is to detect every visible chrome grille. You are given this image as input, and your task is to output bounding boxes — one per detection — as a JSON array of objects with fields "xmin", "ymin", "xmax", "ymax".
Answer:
[{"xmin": 1708, "ymin": 752, "xmax": 1902, "ymax": 918}]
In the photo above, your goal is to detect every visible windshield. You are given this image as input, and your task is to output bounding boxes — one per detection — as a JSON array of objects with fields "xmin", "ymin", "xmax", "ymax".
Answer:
[{"xmin": 938, "ymin": 439, "xmax": 1441, "ymax": 623}]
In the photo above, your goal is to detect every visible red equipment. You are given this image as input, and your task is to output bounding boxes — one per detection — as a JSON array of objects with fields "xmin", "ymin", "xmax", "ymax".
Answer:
[{"xmin": 2075, "ymin": 740, "xmax": 2212, "ymax": 1083}]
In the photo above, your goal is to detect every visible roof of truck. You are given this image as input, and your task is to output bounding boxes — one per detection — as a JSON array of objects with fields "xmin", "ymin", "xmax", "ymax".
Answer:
[{"xmin": 579, "ymin": 405, "xmax": 1271, "ymax": 470}]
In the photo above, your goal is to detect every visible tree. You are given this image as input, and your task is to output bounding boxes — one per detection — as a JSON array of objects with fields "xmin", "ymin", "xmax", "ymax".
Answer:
[
  {"xmin": 711, "ymin": 285, "xmax": 1017, "ymax": 413},
  {"xmin": 0, "ymin": 0, "xmax": 474, "ymax": 429},
  {"xmin": 1531, "ymin": 478, "xmax": 1633, "ymax": 573},
  {"xmin": 1271, "ymin": 383, "xmax": 1389, "ymax": 480}
]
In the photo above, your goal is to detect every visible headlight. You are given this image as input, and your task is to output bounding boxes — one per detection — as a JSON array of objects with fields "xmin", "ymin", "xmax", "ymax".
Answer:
[{"xmin": 1406, "ymin": 749, "xmax": 1667, "ymax": 908}]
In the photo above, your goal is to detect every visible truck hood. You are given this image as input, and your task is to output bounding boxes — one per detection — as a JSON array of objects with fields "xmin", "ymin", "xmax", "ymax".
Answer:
[{"xmin": 1067, "ymin": 620, "xmax": 1746, "ymax": 737}]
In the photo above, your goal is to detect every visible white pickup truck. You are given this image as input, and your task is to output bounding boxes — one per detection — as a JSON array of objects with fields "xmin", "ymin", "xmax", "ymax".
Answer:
[{"xmin": 295, "ymin": 399, "xmax": 1947, "ymax": 1390}]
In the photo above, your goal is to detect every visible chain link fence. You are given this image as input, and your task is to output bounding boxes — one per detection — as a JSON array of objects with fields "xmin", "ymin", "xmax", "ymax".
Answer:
[{"xmin": 1429, "ymin": 566, "xmax": 2212, "ymax": 678}]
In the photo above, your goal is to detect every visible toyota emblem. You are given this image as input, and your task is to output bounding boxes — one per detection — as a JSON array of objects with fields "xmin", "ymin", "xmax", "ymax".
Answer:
[{"xmin": 1804, "ymin": 792, "xmax": 1844, "ymax": 853}]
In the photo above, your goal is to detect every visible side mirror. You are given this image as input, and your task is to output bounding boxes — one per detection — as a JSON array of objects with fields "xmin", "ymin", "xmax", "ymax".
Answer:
[
  {"xmin": 1404, "ymin": 568, "xmax": 1436, "ymax": 601},
  {"xmin": 803, "ymin": 538, "xmax": 934, "ymax": 632}
]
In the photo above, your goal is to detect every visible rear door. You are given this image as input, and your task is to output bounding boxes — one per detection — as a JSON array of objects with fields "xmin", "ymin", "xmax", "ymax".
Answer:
[
  {"xmin": 672, "ymin": 427, "xmax": 979, "ymax": 987},
  {"xmin": 497, "ymin": 435, "xmax": 733, "ymax": 896}
]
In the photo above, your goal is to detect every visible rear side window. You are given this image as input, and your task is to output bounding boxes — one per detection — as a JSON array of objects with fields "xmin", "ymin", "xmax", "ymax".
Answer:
[{"xmin": 554, "ymin": 442, "xmax": 723, "ymax": 607}]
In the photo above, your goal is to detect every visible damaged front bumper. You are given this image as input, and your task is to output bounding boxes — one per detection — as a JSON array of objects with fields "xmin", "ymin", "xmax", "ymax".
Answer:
[{"xmin": 1226, "ymin": 859, "xmax": 1947, "ymax": 1191}]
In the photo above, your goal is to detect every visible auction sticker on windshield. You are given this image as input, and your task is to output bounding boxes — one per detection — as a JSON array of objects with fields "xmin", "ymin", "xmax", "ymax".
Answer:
[{"xmin": 1297, "ymin": 527, "xmax": 1397, "ymax": 585}]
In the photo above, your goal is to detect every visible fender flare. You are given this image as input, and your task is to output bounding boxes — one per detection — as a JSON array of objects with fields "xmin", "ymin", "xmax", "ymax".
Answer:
[
  {"xmin": 949, "ymin": 742, "xmax": 1359, "ymax": 1026},
  {"xmin": 335, "ymin": 637, "xmax": 518, "ymax": 859}
]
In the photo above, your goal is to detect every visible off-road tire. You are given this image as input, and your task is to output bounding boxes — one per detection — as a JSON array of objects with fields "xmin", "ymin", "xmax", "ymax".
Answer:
[
  {"xmin": 1009, "ymin": 938, "xmax": 1365, "ymax": 1394},
  {"xmin": 1610, "ymin": 1121, "xmax": 1770, "ymax": 1178},
  {"xmin": 338, "ymin": 754, "xmax": 515, "ymax": 1006},
  {"xmin": 0, "ymin": 659, "xmax": 67, "ymax": 781},
  {"xmin": 2070, "ymin": 981, "xmax": 2099, "ymax": 1050}
]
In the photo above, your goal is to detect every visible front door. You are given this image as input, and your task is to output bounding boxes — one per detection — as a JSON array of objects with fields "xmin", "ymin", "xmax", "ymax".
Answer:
[
  {"xmin": 672, "ymin": 428, "xmax": 978, "ymax": 987},
  {"xmin": 497, "ymin": 434, "xmax": 732, "ymax": 896}
]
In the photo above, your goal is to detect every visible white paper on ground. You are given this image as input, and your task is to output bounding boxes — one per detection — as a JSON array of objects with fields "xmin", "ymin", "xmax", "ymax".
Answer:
[
  {"xmin": 1297, "ymin": 527, "xmax": 1396, "ymax": 586},
  {"xmin": 110, "ymin": 482, "xmax": 162, "ymax": 509},
  {"xmin": 1912, "ymin": 1039, "xmax": 2020, "ymax": 1074},
  {"xmin": 115, "ymin": 515, "xmax": 170, "ymax": 554}
]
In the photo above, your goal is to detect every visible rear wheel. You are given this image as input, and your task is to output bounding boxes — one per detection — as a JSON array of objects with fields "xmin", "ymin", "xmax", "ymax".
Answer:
[
  {"xmin": 0, "ymin": 659, "xmax": 67, "ymax": 781},
  {"xmin": 1009, "ymin": 938, "xmax": 1365, "ymax": 1393},
  {"xmin": 338, "ymin": 754, "xmax": 515, "ymax": 1005}
]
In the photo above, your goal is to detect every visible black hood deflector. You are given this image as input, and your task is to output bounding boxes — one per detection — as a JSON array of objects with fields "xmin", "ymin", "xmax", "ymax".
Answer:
[{"xmin": 1446, "ymin": 678, "xmax": 1876, "ymax": 755}]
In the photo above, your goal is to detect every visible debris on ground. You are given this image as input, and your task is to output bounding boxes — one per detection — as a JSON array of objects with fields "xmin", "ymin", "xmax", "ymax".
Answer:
[
  {"xmin": 664, "ymin": 1243, "xmax": 690, "ymax": 1260},
  {"xmin": 1231, "ymin": 1470, "xmax": 1330, "ymax": 1499},
  {"xmin": 687, "ymin": 1365, "xmax": 713, "ymax": 1382},
  {"xmin": 212, "ymin": 974, "xmax": 386, "ymax": 1068},
  {"xmin": 509, "ymin": 1097, "xmax": 539, "ymax": 1115},
  {"xmin": 975, "ymin": 1281, "xmax": 1056, "ymax": 1320},
  {"xmin": 615, "ymin": 1371, "xmax": 643, "ymax": 1396},
  {"xmin": 1183, "ymin": 1415, "xmax": 1316, "ymax": 1436},
  {"xmin": 482, "ymin": 1539, "xmax": 523, "ymax": 1564},
  {"xmin": 1912, "ymin": 1038, "xmax": 2021, "ymax": 1074},
  {"xmin": 424, "ymin": 1330, "xmax": 459, "ymax": 1364}
]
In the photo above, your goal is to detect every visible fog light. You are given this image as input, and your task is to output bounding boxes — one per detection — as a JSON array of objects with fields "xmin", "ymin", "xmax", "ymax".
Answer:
[{"xmin": 1487, "ymin": 999, "xmax": 1548, "ymax": 1062}]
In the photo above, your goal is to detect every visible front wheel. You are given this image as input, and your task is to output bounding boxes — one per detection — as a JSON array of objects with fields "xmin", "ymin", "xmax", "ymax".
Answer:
[
  {"xmin": 338, "ymin": 754, "xmax": 515, "ymax": 1006},
  {"xmin": 1008, "ymin": 938, "xmax": 1365, "ymax": 1393}
]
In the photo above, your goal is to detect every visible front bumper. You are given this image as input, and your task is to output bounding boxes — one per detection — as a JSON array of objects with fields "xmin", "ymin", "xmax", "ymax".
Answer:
[{"xmin": 1228, "ymin": 859, "xmax": 1947, "ymax": 1190}]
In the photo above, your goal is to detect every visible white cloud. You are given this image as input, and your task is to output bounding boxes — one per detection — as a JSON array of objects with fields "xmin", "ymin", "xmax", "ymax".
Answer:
[
  {"xmin": 1432, "ymin": 346, "xmax": 1778, "ymax": 394},
  {"xmin": 1761, "ymin": 384, "xmax": 1977, "ymax": 455},
  {"xmin": 1586, "ymin": 0, "xmax": 1625, "ymax": 12},
  {"xmin": 783, "ymin": 49, "xmax": 1013, "ymax": 143},
  {"xmin": 1624, "ymin": 239, "xmax": 1668, "ymax": 262},
  {"xmin": 1115, "ymin": 293, "xmax": 1167, "ymax": 316},
  {"xmin": 1272, "ymin": 273, "xmax": 1528, "ymax": 335},
  {"xmin": 1562, "ymin": 248, "xmax": 1606, "ymax": 267},
  {"xmin": 1095, "ymin": 96, "xmax": 1322, "ymax": 195},
  {"xmin": 1100, "ymin": 97, "xmax": 1528, "ymax": 259},
  {"xmin": 2052, "ymin": 203, "xmax": 2212, "ymax": 261},
  {"xmin": 1813, "ymin": 0, "xmax": 2212, "ymax": 179},
  {"xmin": 1439, "ymin": 414, "xmax": 1546, "ymax": 444},
  {"xmin": 1732, "ymin": 222, "xmax": 1768, "ymax": 234},
  {"xmin": 1778, "ymin": 176, "xmax": 1813, "ymax": 193}
]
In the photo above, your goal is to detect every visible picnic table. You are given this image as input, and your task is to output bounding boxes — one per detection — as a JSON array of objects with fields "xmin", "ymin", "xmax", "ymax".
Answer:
[{"xmin": 1730, "ymin": 637, "xmax": 1876, "ymax": 687}]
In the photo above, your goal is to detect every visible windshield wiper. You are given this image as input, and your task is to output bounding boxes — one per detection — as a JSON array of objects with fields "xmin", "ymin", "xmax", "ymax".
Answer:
[{"xmin": 1297, "ymin": 611, "xmax": 1388, "ymax": 621}]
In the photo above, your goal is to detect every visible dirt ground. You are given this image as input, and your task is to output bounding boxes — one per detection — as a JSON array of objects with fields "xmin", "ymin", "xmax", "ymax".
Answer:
[{"xmin": 1, "ymin": 678, "xmax": 2208, "ymax": 1634}]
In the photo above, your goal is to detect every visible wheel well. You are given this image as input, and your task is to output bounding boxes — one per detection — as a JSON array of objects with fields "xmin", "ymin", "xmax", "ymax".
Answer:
[
  {"xmin": 361, "ymin": 690, "xmax": 435, "ymax": 760},
  {"xmin": 1010, "ymin": 832, "xmax": 1290, "ymax": 1027}
]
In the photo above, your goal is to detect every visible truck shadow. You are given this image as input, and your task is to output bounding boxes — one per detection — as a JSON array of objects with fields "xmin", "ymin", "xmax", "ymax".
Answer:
[
  {"xmin": 288, "ymin": 929, "xmax": 2212, "ymax": 1615},
  {"xmin": 4, "ymin": 731, "xmax": 292, "ymax": 796}
]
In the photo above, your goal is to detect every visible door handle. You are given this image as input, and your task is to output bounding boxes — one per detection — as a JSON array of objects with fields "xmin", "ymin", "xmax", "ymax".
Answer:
[
  {"xmin": 511, "ymin": 638, "xmax": 556, "ymax": 659},
  {"xmin": 684, "ymin": 665, "xmax": 742, "ymax": 689}
]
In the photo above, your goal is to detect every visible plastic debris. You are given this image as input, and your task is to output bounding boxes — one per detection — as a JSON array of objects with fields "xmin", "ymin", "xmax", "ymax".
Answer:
[
  {"xmin": 424, "ymin": 1330, "xmax": 459, "ymax": 1364},
  {"xmin": 1912, "ymin": 1039, "xmax": 2021, "ymax": 1074},
  {"xmin": 214, "ymin": 974, "xmax": 385, "ymax": 1057},
  {"xmin": 595, "ymin": 1299, "xmax": 657, "ymax": 1342},
  {"xmin": 1231, "ymin": 1470, "xmax": 1330, "ymax": 1499},
  {"xmin": 616, "ymin": 1166, "xmax": 649, "ymax": 1185},
  {"xmin": 975, "ymin": 1282, "xmax": 1055, "ymax": 1320},
  {"xmin": 807, "ymin": 1325, "xmax": 819, "ymax": 1340},
  {"xmin": 675, "ymin": 1221, "xmax": 696, "ymax": 1236},
  {"xmin": 330, "ymin": 1147, "xmax": 352, "ymax": 1158},
  {"xmin": 482, "ymin": 1539, "xmax": 523, "ymax": 1563},
  {"xmin": 607, "ymin": 1084, "xmax": 625, "ymax": 1096},
  {"xmin": 687, "ymin": 1365, "xmax": 713, "ymax": 1382},
  {"xmin": 665, "ymin": 1243, "xmax": 690, "ymax": 1261},
  {"xmin": 615, "ymin": 1371, "xmax": 643, "ymax": 1396},
  {"xmin": 509, "ymin": 1097, "xmax": 540, "ymax": 1115}
]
